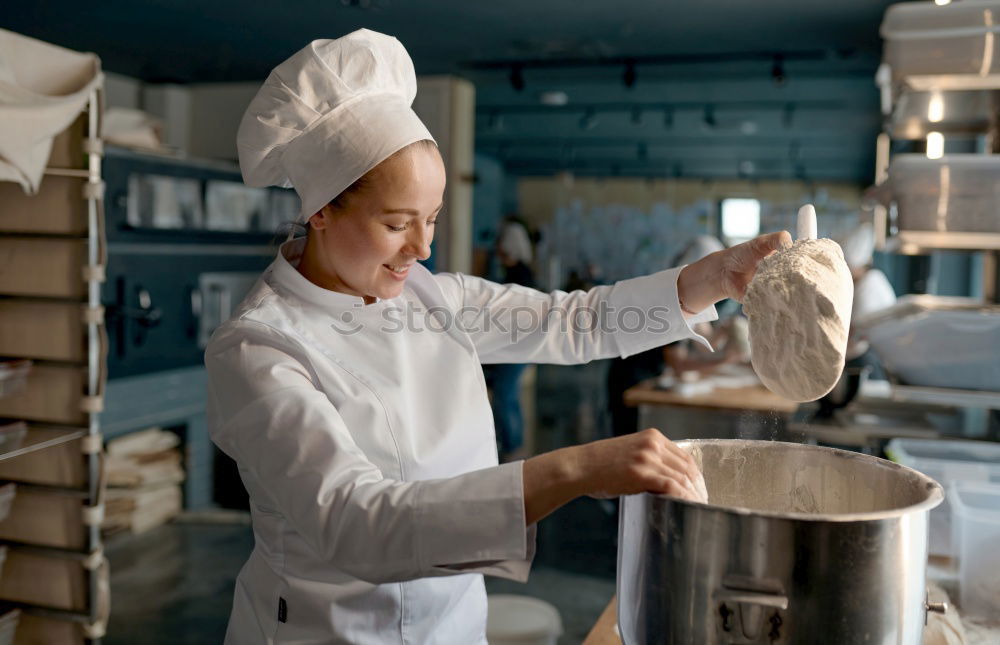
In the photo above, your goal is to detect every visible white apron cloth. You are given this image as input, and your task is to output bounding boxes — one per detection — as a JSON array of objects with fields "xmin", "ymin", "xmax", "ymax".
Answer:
[
  {"xmin": 205, "ymin": 238, "xmax": 715, "ymax": 644},
  {"xmin": 0, "ymin": 28, "xmax": 102, "ymax": 192}
]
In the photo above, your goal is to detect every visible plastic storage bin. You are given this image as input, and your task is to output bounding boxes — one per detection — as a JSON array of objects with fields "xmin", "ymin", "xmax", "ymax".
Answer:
[
  {"xmin": 864, "ymin": 304, "xmax": 1000, "ymax": 392},
  {"xmin": 882, "ymin": 1, "xmax": 1000, "ymax": 83},
  {"xmin": 885, "ymin": 155, "xmax": 1000, "ymax": 235},
  {"xmin": 886, "ymin": 438, "xmax": 1000, "ymax": 556},
  {"xmin": 0, "ymin": 423, "xmax": 26, "ymax": 457},
  {"xmin": 950, "ymin": 481, "xmax": 1000, "ymax": 618},
  {"xmin": 0, "ymin": 606, "xmax": 20, "ymax": 645},
  {"xmin": 0, "ymin": 361, "xmax": 30, "ymax": 400},
  {"xmin": 0, "ymin": 485, "xmax": 15, "ymax": 525}
]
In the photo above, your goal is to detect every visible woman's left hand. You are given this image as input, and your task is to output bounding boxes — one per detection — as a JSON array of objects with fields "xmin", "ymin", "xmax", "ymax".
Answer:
[{"xmin": 677, "ymin": 231, "xmax": 792, "ymax": 313}]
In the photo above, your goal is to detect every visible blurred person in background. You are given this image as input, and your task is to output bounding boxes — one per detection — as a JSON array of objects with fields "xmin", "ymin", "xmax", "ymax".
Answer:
[
  {"xmin": 486, "ymin": 217, "xmax": 536, "ymax": 459},
  {"xmin": 818, "ymin": 222, "xmax": 897, "ymax": 416},
  {"xmin": 607, "ymin": 235, "xmax": 747, "ymax": 437}
]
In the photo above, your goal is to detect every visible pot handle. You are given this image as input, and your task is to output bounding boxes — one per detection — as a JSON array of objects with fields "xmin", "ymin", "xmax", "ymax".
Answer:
[{"xmin": 925, "ymin": 592, "xmax": 948, "ymax": 625}]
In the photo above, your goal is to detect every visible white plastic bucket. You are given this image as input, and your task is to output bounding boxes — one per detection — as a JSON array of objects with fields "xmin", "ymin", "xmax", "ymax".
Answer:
[
  {"xmin": 885, "ymin": 437, "xmax": 1000, "ymax": 556},
  {"xmin": 486, "ymin": 594, "xmax": 562, "ymax": 645},
  {"xmin": 949, "ymin": 481, "xmax": 1000, "ymax": 619}
]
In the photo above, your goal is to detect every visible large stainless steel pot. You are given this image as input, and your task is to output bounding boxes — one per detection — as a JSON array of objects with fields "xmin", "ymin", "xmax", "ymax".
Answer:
[{"xmin": 617, "ymin": 439, "xmax": 944, "ymax": 645}]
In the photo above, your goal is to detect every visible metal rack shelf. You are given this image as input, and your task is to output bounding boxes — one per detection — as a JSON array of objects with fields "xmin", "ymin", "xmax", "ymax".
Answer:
[
  {"xmin": 0, "ymin": 82, "xmax": 108, "ymax": 643},
  {"xmin": 882, "ymin": 231, "xmax": 1000, "ymax": 255},
  {"xmin": 886, "ymin": 384, "xmax": 1000, "ymax": 410},
  {"xmin": 0, "ymin": 427, "xmax": 87, "ymax": 464}
]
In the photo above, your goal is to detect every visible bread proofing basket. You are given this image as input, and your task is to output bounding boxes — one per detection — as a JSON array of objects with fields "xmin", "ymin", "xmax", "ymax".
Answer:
[{"xmin": 617, "ymin": 439, "xmax": 944, "ymax": 645}]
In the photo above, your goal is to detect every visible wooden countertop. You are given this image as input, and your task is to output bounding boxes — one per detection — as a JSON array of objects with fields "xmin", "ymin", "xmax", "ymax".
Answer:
[
  {"xmin": 623, "ymin": 380, "xmax": 799, "ymax": 415},
  {"xmin": 582, "ymin": 597, "xmax": 620, "ymax": 645}
]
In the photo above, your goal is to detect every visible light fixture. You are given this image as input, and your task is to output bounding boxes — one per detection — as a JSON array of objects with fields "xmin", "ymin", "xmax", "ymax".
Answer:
[
  {"xmin": 509, "ymin": 64, "xmax": 525, "ymax": 92},
  {"xmin": 631, "ymin": 106, "xmax": 644, "ymax": 125},
  {"xmin": 926, "ymin": 131, "xmax": 945, "ymax": 159},
  {"xmin": 579, "ymin": 108, "xmax": 598, "ymax": 131},
  {"xmin": 623, "ymin": 59, "xmax": 637, "ymax": 89},
  {"xmin": 927, "ymin": 91, "xmax": 944, "ymax": 123},
  {"xmin": 935, "ymin": 0, "xmax": 951, "ymax": 5},
  {"xmin": 663, "ymin": 107, "xmax": 674, "ymax": 129},
  {"xmin": 782, "ymin": 103, "xmax": 795, "ymax": 129},
  {"xmin": 788, "ymin": 140, "xmax": 801, "ymax": 162},
  {"xmin": 740, "ymin": 120, "xmax": 758, "ymax": 135},
  {"xmin": 539, "ymin": 91, "xmax": 568, "ymax": 106},
  {"xmin": 702, "ymin": 104, "xmax": 716, "ymax": 129},
  {"xmin": 721, "ymin": 198, "xmax": 761, "ymax": 244},
  {"xmin": 739, "ymin": 160, "xmax": 756, "ymax": 176},
  {"xmin": 771, "ymin": 54, "xmax": 786, "ymax": 86}
]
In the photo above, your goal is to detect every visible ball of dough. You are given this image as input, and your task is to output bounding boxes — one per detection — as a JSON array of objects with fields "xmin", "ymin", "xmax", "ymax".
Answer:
[{"xmin": 743, "ymin": 239, "xmax": 854, "ymax": 402}]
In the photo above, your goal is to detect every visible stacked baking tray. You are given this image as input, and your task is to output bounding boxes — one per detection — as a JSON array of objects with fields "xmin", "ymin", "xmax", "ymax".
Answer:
[{"xmin": 0, "ymin": 29, "xmax": 108, "ymax": 645}]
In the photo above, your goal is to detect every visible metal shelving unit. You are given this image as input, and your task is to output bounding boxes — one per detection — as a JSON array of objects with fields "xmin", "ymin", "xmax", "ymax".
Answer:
[{"xmin": 871, "ymin": 11, "xmax": 1000, "ymax": 420}]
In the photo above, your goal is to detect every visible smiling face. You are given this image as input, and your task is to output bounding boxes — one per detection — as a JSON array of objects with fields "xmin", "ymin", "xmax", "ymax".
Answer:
[{"xmin": 298, "ymin": 141, "xmax": 445, "ymax": 303}]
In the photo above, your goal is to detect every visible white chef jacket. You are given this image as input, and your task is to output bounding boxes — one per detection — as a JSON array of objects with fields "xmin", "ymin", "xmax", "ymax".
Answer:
[
  {"xmin": 205, "ymin": 238, "xmax": 716, "ymax": 645},
  {"xmin": 848, "ymin": 268, "xmax": 896, "ymax": 359}
]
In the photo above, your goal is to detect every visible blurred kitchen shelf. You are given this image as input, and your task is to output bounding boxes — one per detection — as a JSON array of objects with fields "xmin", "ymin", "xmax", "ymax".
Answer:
[
  {"xmin": 888, "ymin": 384, "xmax": 1000, "ymax": 409},
  {"xmin": 43, "ymin": 167, "xmax": 91, "ymax": 179},
  {"xmin": 903, "ymin": 73, "xmax": 1000, "ymax": 92},
  {"xmin": 4, "ymin": 600, "xmax": 90, "ymax": 625},
  {"xmin": 884, "ymin": 231, "xmax": 1000, "ymax": 254},
  {"xmin": 790, "ymin": 422, "xmax": 938, "ymax": 449},
  {"xmin": 0, "ymin": 427, "xmax": 86, "ymax": 464}
]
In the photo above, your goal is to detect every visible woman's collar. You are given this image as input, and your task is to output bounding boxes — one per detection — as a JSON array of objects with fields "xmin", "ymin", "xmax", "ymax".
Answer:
[{"xmin": 271, "ymin": 237, "xmax": 383, "ymax": 309}]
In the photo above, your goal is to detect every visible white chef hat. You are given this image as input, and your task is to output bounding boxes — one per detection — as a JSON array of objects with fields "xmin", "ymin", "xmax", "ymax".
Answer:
[
  {"xmin": 841, "ymin": 222, "xmax": 876, "ymax": 269},
  {"xmin": 237, "ymin": 29, "xmax": 435, "ymax": 220},
  {"xmin": 498, "ymin": 220, "xmax": 533, "ymax": 264},
  {"xmin": 674, "ymin": 235, "xmax": 725, "ymax": 267}
]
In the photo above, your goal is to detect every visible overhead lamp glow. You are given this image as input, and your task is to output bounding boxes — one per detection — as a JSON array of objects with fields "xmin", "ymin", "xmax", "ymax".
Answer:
[
  {"xmin": 539, "ymin": 91, "xmax": 568, "ymax": 106},
  {"xmin": 927, "ymin": 92, "xmax": 944, "ymax": 122},
  {"xmin": 934, "ymin": 0, "xmax": 951, "ymax": 5},
  {"xmin": 926, "ymin": 131, "xmax": 945, "ymax": 159}
]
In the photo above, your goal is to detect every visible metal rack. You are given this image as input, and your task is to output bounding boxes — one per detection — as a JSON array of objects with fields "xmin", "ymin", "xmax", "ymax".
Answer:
[
  {"xmin": 0, "ymin": 86, "xmax": 108, "ymax": 643},
  {"xmin": 870, "ymin": 25, "xmax": 1000, "ymax": 417}
]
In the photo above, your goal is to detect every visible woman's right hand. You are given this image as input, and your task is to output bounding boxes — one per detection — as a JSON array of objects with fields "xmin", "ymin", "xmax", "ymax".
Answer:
[
  {"xmin": 574, "ymin": 428, "xmax": 704, "ymax": 500},
  {"xmin": 522, "ymin": 428, "xmax": 705, "ymax": 525}
]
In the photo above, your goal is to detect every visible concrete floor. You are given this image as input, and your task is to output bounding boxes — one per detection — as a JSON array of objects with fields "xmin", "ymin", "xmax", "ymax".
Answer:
[{"xmin": 105, "ymin": 361, "xmax": 621, "ymax": 645}]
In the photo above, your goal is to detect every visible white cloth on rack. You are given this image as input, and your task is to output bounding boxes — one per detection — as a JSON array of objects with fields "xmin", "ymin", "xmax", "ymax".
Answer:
[{"xmin": 0, "ymin": 28, "xmax": 102, "ymax": 193}]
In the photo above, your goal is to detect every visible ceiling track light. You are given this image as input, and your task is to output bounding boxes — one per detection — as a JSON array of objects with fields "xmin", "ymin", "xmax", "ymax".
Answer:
[
  {"xmin": 509, "ymin": 64, "xmax": 525, "ymax": 92},
  {"xmin": 487, "ymin": 111, "xmax": 504, "ymax": 132},
  {"xmin": 782, "ymin": 102, "xmax": 795, "ymax": 129},
  {"xmin": 623, "ymin": 59, "xmax": 637, "ymax": 89},
  {"xmin": 788, "ymin": 140, "xmax": 802, "ymax": 161},
  {"xmin": 771, "ymin": 54, "xmax": 786, "ymax": 86},
  {"xmin": 703, "ymin": 104, "xmax": 716, "ymax": 129}
]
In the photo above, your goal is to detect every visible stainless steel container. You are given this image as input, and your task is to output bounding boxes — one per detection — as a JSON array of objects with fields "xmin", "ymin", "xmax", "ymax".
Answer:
[{"xmin": 617, "ymin": 440, "xmax": 944, "ymax": 645}]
